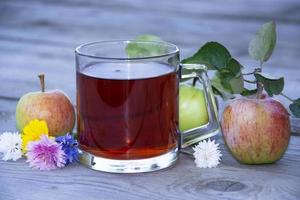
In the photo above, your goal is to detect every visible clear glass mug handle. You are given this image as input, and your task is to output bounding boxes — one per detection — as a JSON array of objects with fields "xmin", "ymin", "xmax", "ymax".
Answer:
[{"xmin": 179, "ymin": 64, "xmax": 220, "ymax": 148}]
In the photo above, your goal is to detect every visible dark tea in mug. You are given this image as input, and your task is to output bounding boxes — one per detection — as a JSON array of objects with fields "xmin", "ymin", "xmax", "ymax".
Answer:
[
  {"xmin": 76, "ymin": 40, "xmax": 219, "ymax": 173},
  {"xmin": 77, "ymin": 62, "xmax": 179, "ymax": 160}
]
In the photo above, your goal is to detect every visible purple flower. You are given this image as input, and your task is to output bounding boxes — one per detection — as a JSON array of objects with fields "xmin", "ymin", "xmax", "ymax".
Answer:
[
  {"xmin": 26, "ymin": 135, "xmax": 66, "ymax": 170},
  {"xmin": 55, "ymin": 133, "xmax": 79, "ymax": 165}
]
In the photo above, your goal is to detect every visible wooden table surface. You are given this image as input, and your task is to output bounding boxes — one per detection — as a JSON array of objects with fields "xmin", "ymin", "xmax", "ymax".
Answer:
[{"xmin": 0, "ymin": 0, "xmax": 300, "ymax": 199}]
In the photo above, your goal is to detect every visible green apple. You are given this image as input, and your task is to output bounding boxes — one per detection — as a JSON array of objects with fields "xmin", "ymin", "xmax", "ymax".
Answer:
[
  {"xmin": 179, "ymin": 85, "xmax": 209, "ymax": 132},
  {"xmin": 16, "ymin": 74, "xmax": 75, "ymax": 136}
]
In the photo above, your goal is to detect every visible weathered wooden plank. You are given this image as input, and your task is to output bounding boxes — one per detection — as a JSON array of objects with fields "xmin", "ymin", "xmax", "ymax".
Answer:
[
  {"xmin": 0, "ymin": 136, "xmax": 299, "ymax": 200},
  {"xmin": 0, "ymin": 24, "xmax": 299, "ymax": 69},
  {"xmin": 0, "ymin": 0, "xmax": 299, "ymax": 58},
  {"xmin": 0, "ymin": 0, "xmax": 299, "ymax": 76},
  {"xmin": 0, "ymin": 99, "xmax": 18, "ymax": 133},
  {"xmin": 1, "ymin": 0, "xmax": 300, "ymax": 23}
]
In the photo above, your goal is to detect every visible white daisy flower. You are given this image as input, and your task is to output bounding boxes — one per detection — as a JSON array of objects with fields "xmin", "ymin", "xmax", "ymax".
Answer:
[
  {"xmin": 192, "ymin": 139, "xmax": 222, "ymax": 168},
  {"xmin": 0, "ymin": 132, "xmax": 22, "ymax": 161}
]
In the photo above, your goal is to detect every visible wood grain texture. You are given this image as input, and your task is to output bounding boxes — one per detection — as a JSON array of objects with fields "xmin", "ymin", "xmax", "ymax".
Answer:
[
  {"xmin": 0, "ymin": 0, "xmax": 300, "ymax": 199},
  {"xmin": 0, "ymin": 136, "xmax": 299, "ymax": 200}
]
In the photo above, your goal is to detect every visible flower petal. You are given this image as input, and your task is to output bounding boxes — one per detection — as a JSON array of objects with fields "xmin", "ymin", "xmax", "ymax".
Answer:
[
  {"xmin": 193, "ymin": 139, "xmax": 222, "ymax": 168},
  {"xmin": 21, "ymin": 120, "xmax": 49, "ymax": 153}
]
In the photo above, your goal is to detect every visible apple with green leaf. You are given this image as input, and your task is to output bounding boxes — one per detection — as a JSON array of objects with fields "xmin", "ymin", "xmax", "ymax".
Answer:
[
  {"xmin": 183, "ymin": 21, "xmax": 296, "ymax": 164},
  {"xmin": 16, "ymin": 74, "xmax": 75, "ymax": 136}
]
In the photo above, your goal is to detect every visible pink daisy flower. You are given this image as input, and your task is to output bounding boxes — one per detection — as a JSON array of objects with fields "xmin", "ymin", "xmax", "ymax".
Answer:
[{"xmin": 26, "ymin": 135, "xmax": 66, "ymax": 170}]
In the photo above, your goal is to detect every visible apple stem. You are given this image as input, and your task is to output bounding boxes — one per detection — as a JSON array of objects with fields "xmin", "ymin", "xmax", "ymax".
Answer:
[
  {"xmin": 256, "ymin": 82, "xmax": 263, "ymax": 99},
  {"xmin": 38, "ymin": 74, "xmax": 45, "ymax": 92},
  {"xmin": 254, "ymin": 67, "xmax": 263, "ymax": 99}
]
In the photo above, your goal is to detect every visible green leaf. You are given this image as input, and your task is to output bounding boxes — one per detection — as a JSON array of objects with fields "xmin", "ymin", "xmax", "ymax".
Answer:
[
  {"xmin": 211, "ymin": 75, "xmax": 233, "ymax": 100},
  {"xmin": 135, "ymin": 34, "xmax": 161, "ymax": 41},
  {"xmin": 226, "ymin": 58, "xmax": 243, "ymax": 74},
  {"xmin": 125, "ymin": 34, "xmax": 167, "ymax": 58},
  {"xmin": 289, "ymin": 99, "xmax": 300, "ymax": 118},
  {"xmin": 248, "ymin": 21, "xmax": 276, "ymax": 62},
  {"xmin": 182, "ymin": 42, "xmax": 231, "ymax": 70},
  {"xmin": 241, "ymin": 88, "xmax": 258, "ymax": 96},
  {"xmin": 254, "ymin": 72, "xmax": 284, "ymax": 96},
  {"xmin": 215, "ymin": 58, "xmax": 244, "ymax": 94},
  {"xmin": 208, "ymin": 57, "xmax": 244, "ymax": 96},
  {"xmin": 211, "ymin": 85, "xmax": 224, "ymax": 97},
  {"xmin": 219, "ymin": 72, "xmax": 244, "ymax": 94},
  {"xmin": 212, "ymin": 69, "xmax": 244, "ymax": 95}
]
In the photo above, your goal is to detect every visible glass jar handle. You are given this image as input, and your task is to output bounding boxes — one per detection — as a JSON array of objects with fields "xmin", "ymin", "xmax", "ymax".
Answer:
[{"xmin": 179, "ymin": 64, "xmax": 220, "ymax": 148}]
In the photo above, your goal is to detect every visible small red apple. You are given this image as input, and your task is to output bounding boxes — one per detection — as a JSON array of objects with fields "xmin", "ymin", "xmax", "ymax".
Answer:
[
  {"xmin": 221, "ymin": 97, "xmax": 290, "ymax": 164},
  {"xmin": 16, "ymin": 74, "xmax": 75, "ymax": 136}
]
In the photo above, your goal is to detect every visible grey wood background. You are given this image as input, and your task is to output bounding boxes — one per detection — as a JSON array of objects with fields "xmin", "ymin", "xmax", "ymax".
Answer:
[{"xmin": 0, "ymin": 0, "xmax": 299, "ymax": 199}]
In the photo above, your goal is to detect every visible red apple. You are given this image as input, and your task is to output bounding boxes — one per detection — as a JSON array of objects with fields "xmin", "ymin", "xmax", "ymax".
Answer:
[
  {"xmin": 16, "ymin": 74, "xmax": 75, "ymax": 136},
  {"xmin": 221, "ymin": 97, "xmax": 290, "ymax": 164}
]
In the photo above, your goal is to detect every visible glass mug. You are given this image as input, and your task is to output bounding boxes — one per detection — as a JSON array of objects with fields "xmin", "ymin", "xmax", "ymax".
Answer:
[{"xmin": 75, "ymin": 40, "xmax": 219, "ymax": 173}]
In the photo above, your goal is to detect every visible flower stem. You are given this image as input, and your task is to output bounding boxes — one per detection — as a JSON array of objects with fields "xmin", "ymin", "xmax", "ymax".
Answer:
[
  {"xmin": 38, "ymin": 74, "xmax": 45, "ymax": 92},
  {"xmin": 280, "ymin": 92, "xmax": 295, "ymax": 102}
]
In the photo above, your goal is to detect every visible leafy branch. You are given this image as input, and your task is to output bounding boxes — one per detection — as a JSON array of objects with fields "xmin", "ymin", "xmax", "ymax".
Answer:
[
  {"xmin": 181, "ymin": 21, "xmax": 300, "ymax": 117},
  {"xmin": 126, "ymin": 22, "xmax": 300, "ymax": 117}
]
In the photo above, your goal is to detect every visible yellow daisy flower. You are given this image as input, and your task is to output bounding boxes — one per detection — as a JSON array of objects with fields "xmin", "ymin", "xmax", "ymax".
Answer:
[{"xmin": 21, "ymin": 119, "xmax": 49, "ymax": 153}]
